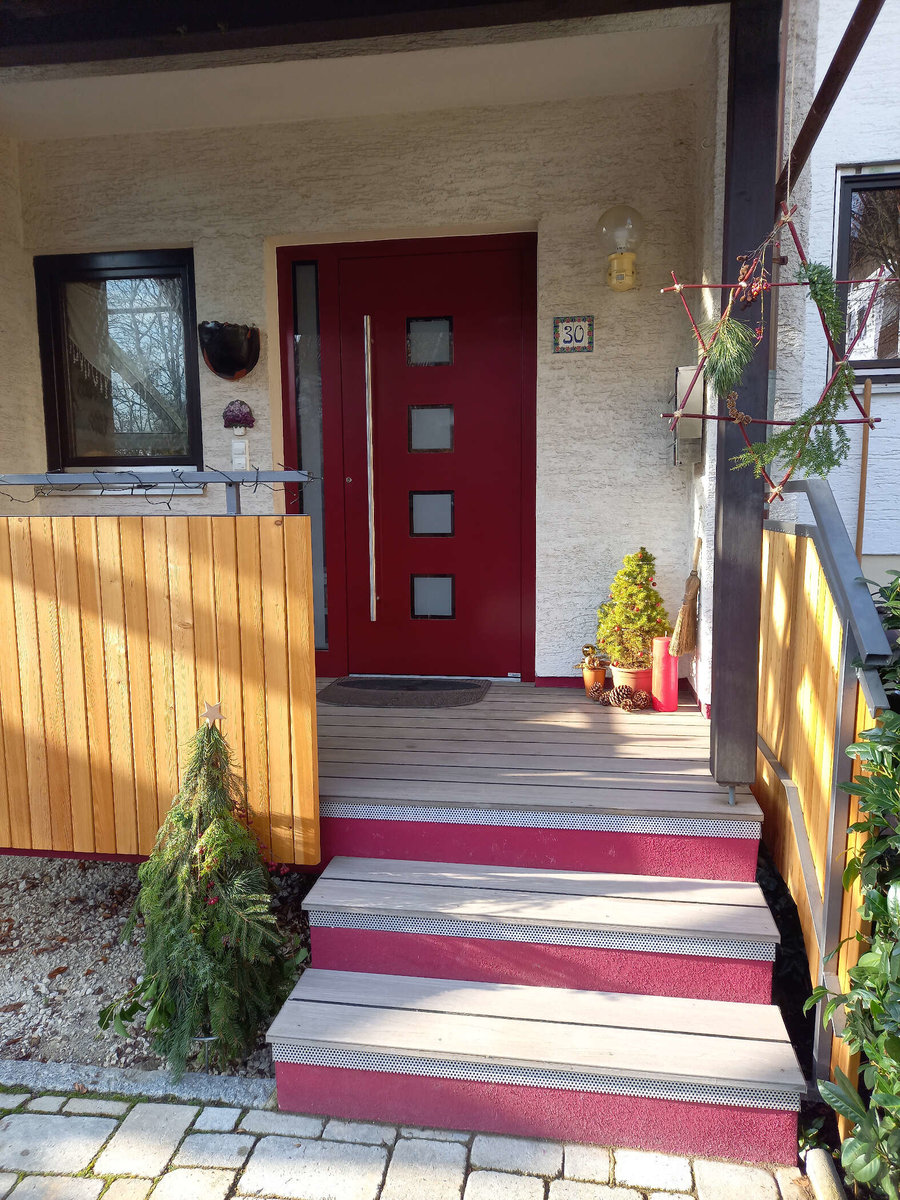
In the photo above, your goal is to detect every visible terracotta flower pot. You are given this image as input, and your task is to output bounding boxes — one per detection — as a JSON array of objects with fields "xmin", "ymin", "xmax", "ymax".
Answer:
[
  {"xmin": 581, "ymin": 666, "xmax": 608, "ymax": 696},
  {"xmin": 610, "ymin": 666, "xmax": 653, "ymax": 693}
]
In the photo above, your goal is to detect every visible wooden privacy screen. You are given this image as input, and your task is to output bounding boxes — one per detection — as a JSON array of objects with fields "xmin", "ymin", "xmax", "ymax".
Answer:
[
  {"xmin": 754, "ymin": 528, "xmax": 873, "ymax": 1098},
  {"xmin": 755, "ymin": 529, "xmax": 842, "ymax": 984},
  {"xmin": 0, "ymin": 515, "xmax": 319, "ymax": 864}
]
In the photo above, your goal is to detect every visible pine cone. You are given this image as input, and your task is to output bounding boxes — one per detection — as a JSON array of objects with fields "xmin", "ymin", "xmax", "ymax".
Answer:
[
  {"xmin": 610, "ymin": 685, "xmax": 633, "ymax": 706},
  {"xmin": 619, "ymin": 697, "xmax": 637, "ymax": 712},
  {"xmin": 597, "ymin": 689, "xmax": 614, "ymax": 706},
  {"xmin": 588, "ymin": 681, "xmax": 607, "ymax": 701},
  {"xmin": 632, "ymin": 689, "xmax": 652, "ymax": 710}
]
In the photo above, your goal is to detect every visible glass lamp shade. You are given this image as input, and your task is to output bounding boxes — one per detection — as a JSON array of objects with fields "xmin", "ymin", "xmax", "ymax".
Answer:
[{"xmin": 598, "ymin": 205, "xmax": 645, "ymax": 254}]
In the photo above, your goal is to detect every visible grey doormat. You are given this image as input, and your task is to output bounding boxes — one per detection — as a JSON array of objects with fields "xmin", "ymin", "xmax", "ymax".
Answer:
[{"xmin": 318, "ymin": 676, "xmax": 492, "ymax": 708}]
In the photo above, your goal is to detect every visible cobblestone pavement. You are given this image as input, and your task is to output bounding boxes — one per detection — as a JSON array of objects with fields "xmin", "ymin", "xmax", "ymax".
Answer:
[{"xmin": 0, "ymin": 1089, "xmax": 815, "ymax": 1199}]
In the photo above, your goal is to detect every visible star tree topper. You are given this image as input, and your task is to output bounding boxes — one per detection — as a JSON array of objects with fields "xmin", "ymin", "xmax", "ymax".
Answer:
[{"xmin": 202, "ymin": 701, "xmax": 225, "ymax": 726}]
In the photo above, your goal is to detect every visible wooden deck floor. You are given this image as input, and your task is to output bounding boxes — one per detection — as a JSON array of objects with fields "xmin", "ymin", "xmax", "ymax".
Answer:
[{"xmin": 316, "ymin": 682, "xmax": 754, "ymax": 820}]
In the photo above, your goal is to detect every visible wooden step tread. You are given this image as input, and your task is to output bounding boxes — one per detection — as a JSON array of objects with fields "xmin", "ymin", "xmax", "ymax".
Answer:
[
  {"xmin": 319, "ymin": 746, "xmax": 711, "ymax": 775},
  {"xmin": 318, "ymin": 776, "xmax": 761, "ymax": 821},
  {"xmin": 268, "ymin": 969, "xmax": 804, "ymax": 1096},
  {"xmin": 306, "ymin": 857, "xmax": 779, "ymax": 943},
  {"xmin": 318, "ymin": 761, "xmax": 726, "ymax": 793},
  {"xmin": 318, "ymin": 728, "xmax": 711, "ymax": 753}
]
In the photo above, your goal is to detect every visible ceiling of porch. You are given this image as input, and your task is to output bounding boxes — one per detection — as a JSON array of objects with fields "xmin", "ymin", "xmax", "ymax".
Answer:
[{"xmin": 0, "ymin": 19, "xmax": 719, "ymax": 141}]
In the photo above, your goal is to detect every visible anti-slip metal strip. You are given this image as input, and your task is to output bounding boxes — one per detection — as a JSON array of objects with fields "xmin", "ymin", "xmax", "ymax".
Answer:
[
  {"xmin": 318, "ymin": 801, "xmax": 760, "ymax": 839},
  {"xmin": 268, "ymin": 1043, "xmax": 800, "ymax": 1111},
  {"xmin": 306, "ymin": 910, "xmax": 777, "ymax": 961}
]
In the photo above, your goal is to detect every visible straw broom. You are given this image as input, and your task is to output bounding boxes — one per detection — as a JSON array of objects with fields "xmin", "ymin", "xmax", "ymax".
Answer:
[{"xmin": 669, "ymin": 538, "xmax": 702, "ymax": 657}]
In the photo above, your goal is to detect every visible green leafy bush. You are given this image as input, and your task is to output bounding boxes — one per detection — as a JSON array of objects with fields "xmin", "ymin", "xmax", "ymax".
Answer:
[
  {"xmin": 807, "ymin": 709, "xmax": 900, "ymax": 1198},
  {"xmin": 865, "ymin": 571, "xmax": 900, "ymax": 711},
  {"xmin": 100, "ymin": 721, "xmax": 305, "ymax": 1078}
]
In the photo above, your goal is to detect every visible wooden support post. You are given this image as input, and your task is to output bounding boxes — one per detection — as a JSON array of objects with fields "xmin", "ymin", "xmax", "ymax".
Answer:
[{"xmin": 710, "ymin": 0, "xmax": 783, "ymax": 786}]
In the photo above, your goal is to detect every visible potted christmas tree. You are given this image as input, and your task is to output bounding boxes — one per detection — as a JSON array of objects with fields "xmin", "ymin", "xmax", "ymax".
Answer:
[{"xmin": 597, "ymin": 547, "xmax": 672, "ymax": 692}]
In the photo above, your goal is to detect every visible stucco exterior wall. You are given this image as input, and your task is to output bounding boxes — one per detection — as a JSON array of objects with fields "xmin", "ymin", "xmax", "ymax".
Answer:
[
  {"xmin": 0, "ymin": 135, "xmax": 44, "ymax": 499},
  {"xmin": 11, "ymin": 85, "xmax": 713, "ymax": 677},
  {"xmin": 688, "ymin": 26, "xmax": 729, "ymax": 710},
  {"xmin": 775, "ymin": 0, "xmax": 900, "ymax": 572}
]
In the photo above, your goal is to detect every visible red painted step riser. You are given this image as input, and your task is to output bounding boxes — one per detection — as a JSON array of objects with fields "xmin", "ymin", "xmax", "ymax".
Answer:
[
  {"xmin": 275, "ymin": 1063, "xmax": 797, "ymax": 1165},
  {"xmin": 319, "ymin": 818, "xmax": 759, "ymax": 881},
  {"xmin": 309, "ymin": 927, "xmax": 773, "ymax": 1004}
]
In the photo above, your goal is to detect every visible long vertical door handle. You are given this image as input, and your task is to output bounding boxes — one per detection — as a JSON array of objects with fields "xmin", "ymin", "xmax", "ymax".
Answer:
[{"xmin": 363, "ymin": 314, "xmax": 377, "ymax": 621}]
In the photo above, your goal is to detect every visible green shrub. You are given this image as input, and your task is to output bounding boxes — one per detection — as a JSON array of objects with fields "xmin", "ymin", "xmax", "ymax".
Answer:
[
  {"xmin": 807, "ymin": 709, "xmax": 900, "ymax": 1198},
  {"xmin": 100, "ymin": 721, "xmax": 305, "ymax": 1078}
]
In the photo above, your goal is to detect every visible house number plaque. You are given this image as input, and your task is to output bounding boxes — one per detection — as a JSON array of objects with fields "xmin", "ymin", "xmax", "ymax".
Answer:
[{"xmin": 553, "ymin": 315, "xmax": 594, "ymax": 353}]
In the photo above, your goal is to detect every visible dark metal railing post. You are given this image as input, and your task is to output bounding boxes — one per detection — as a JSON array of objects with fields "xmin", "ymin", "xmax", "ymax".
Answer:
[{"xmin": 225, "ymin": 482, "xmax": 242, "ymax": 515}]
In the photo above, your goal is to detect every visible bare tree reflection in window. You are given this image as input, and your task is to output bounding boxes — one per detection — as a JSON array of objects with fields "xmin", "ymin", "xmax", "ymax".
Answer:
[
  {"xmin": 64, "ymin": 276, "xmax": 189, "ymax": 459},
  {"xmin": 846, "ymin": 186, "xmax": 900, "ymax": 361}
]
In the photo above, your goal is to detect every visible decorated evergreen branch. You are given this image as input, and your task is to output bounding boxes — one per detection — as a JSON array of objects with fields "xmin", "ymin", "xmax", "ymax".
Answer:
[
  {"xmin": 596, "ymin": 548, "xmax": 672, "ymax": 670},
  {"xmin": 701, "ymin": 313, "xmax": 757, "ymax": 400},
  {"xmin": 99, "ymin": 714, "xmax": 305, "ymax": 1078},
  {"xmin": 664, "ymin": 203, "xmax": 891, "ymax": 503},
  {"xmin": 732, "ymin": 263, "xmax": 856, "ymax": 480}
]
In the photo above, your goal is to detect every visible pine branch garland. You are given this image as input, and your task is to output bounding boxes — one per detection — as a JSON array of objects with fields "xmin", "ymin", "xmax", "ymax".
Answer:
[
  {"xmin": 700, "ymin": 314, "xmax": 757, "ymax": 399},
  {"xmin": 732, "ymin": 263, "xmax": 856, "ymax": 480},
  {"xmin": 799, "ymin": 261, "xmax": 844, "ymax": 339},
  {"xmin": 667, "ymin": 211, "xmax": 884, "ymax": 500},
  {"xmin": 101, "ymin": 722, "xmax": 304, "ymax": 1078},
  {"xmin": 732, "ymin": 361, "xmax": 855, "ymax": 478}
]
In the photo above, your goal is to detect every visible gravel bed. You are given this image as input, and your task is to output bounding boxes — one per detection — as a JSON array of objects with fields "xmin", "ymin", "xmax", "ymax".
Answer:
[{"xmin": 0, "ymin": 854, "xmax": 311, "ymax": 1077}]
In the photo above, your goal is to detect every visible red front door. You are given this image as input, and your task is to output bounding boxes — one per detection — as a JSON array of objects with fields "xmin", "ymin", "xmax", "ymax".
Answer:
[{"xmin": 338, "ymin": 241, "xmax": 533, "ymax": 677}]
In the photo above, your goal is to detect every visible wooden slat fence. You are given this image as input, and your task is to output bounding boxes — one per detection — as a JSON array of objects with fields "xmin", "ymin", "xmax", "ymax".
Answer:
[
  {"xmin": 0, "ymin": 515, "xmax": 319, "ymax": 864},
  {"xmin": 754, "ymin": 527, "xmax": 876, "ymax": 1093},
  {"xmin": 755, "ymin": 530, "xmax": 841, "ymax": 984}
]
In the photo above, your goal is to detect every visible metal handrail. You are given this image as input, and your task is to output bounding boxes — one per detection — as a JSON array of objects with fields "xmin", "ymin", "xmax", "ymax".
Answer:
[
  {"xmin": 782, "ymin": 478, "xmax": 892, "ymax": 666},
  {"xmin": 0, "ymin": 469, "xmax": 309, "ymax": 515}
]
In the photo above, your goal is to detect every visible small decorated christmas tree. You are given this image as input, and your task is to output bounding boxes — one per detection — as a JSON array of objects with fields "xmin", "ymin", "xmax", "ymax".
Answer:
[
  {"xmin": 596, "ymin": 548, "xmax": 673, "ymax": 670},
  {"xmin": 101, "ymin": 708, "xmax": 302, "ymax": 1078}
]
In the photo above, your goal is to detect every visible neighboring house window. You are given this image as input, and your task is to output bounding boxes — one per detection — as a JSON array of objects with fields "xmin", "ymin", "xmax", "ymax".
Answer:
[
  {"xmin": 836, "ymin": 172, "xmax": 900, "ymax": 370},
  {"xmin": 35, "ymin": 249, "xmax": 202, "ymax": 469}
]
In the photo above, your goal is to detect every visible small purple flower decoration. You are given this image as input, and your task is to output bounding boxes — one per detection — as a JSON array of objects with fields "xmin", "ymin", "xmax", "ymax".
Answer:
[{"xmin": 222, "ymin": 400, "xmax": 255, "ymax": 429}]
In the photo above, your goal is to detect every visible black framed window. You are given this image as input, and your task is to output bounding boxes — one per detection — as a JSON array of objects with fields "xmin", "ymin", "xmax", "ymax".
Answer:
[
  {"xmin": 836, "ymin": 173, "xmax": 900, "ymax": 370},
  {"xmin": 34, "ymin": 249, "xmax": 203, "ymax": 469}
]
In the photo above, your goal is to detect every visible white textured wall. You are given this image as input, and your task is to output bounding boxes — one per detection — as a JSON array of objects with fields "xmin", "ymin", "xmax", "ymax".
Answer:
[
  {"xmin": 775, "ymin": 0, "xmax": 900, "ymax": 568},
  {"xmin": 13, "ymin": 87, "xmax": 712, "ymax": 675},
  {"xmin": 0, "ymin": 134, "xmax": 44, "ymax": 509},
  {"xmin": 689, "ymin": 27, "xmax": 729, "ymax": 710}
]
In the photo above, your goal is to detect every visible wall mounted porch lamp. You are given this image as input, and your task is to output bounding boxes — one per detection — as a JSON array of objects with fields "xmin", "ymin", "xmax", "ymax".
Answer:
[{"xmin": 599, "ymin": 205, "xmax": 644, "ymax": 291}]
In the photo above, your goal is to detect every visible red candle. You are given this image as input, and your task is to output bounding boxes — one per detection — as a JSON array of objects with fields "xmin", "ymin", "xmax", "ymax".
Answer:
[{"xmin": 652, "ymin": 636, "xmax": 678, "ymax": 712}]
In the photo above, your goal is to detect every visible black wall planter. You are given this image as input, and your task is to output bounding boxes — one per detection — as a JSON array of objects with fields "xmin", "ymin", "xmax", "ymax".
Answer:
[{"xmin": 198, "ymin": 321, "xmax": 260, "ymax": 381}]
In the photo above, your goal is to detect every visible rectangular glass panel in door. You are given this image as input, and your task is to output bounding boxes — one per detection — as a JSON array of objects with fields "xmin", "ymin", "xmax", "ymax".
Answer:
[
  {"xmin": 407, "ymin": 316, "xmax": 453, "ymax": 365},
  {"xmin": 409, "ymin": 405, "xmax": 454, "ymax": 451},
  {"xmin": 292, "ymin": 262, "xmax": 328, "ymax": 650},
  {"xmin": 410, "ymin": 491, "xmax": 454, "ymax": 536},
  {"xmin": 411, "ymin": 575, "xmax": 455, "ymax": 618},
  {"xmin": 338, "ymin": 241, "xmax": 531, "ymax": 677}
]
